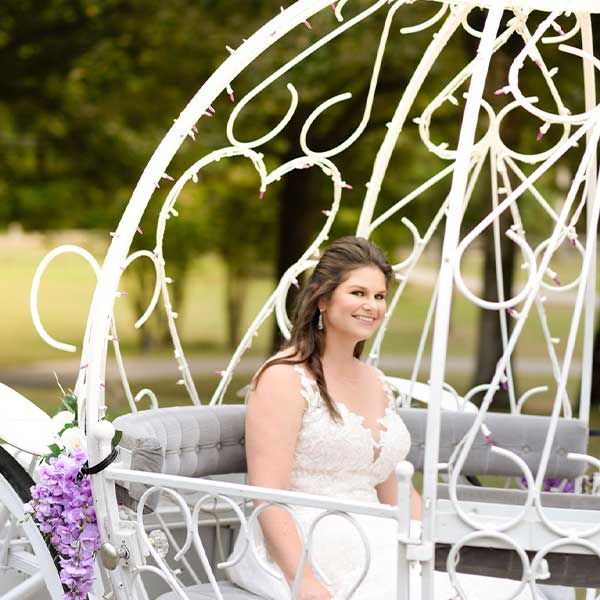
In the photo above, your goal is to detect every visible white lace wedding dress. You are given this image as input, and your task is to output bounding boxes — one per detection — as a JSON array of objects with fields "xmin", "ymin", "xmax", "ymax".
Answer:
[{"xmin": 225, "ymin": 365, "xmax": 541, "ymax": 600}]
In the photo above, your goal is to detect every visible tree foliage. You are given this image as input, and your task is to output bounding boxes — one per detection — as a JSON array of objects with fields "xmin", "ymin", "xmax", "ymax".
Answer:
[{"xmin": 2, "ymin": 1, "xmax": 596, "ymax": 406}]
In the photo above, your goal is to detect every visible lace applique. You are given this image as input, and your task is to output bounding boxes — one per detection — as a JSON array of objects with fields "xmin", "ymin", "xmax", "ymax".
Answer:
[
  {"xmin": 288, "ymin": 364, "xmax": 412, "ymax": 499},
  {"xmin": 293, "ymin": 364, "xmax": 322, "ymax": 410},
  {"xmin": 375, "ymin": 368, "xmax": 398, "ymax": 412}
]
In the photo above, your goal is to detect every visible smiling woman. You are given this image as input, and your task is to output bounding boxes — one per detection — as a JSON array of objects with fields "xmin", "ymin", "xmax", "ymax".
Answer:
[
  {"xmin": 251, "ymin": 236, "xmax": 394, "ymax": 423},
  {"xmin": 318, "ymin": 266, "xmax": 388, "ymax": 340},
  {"xmin": 224, "ymin": 235, "xmax": 538, "ymax": 600},
  {"xmin": 225, "ymin": 235, "xmax": 411, "ymax": 599}
]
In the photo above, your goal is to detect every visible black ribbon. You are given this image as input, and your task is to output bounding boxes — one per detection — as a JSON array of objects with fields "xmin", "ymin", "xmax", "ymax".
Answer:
[{"xmin": 77, "ymin": 447, "xmax": 119, "ymax": 481}]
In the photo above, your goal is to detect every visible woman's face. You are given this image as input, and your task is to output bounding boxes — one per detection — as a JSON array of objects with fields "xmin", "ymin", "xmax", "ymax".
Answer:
[{"xmin": 319, "ymin": 265, "xmax": 387, "ymax": 341}]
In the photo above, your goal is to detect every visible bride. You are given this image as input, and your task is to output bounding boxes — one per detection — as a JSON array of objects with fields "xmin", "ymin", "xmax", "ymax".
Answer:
[{"xmin": 225, "ymin": 236, "xmax": 540, "ymax": 600}]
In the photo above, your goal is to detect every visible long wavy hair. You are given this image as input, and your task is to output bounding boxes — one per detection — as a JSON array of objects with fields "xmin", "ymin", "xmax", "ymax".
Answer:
[{"xmin": 254, "ymin": 236, "xmax": 392, "ymax": 420}]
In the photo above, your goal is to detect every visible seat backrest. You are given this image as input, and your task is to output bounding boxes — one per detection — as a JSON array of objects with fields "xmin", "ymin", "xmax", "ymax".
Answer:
[
  {"xmin": 114, "ymin": 404, "xmax": 247, "ymax": 478},
  {"xmin": 399, "ymin": 408, "xmax": 588, "ymax": 478},
  {"xmin": 114, "ymin": 404, "xmax": 588, "ymax": 500}
]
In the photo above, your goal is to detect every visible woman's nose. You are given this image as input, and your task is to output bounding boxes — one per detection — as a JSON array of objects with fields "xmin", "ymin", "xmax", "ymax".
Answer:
[{"xmin": 363, "ymin": 297, "xmax": 376, "ymax": 311}]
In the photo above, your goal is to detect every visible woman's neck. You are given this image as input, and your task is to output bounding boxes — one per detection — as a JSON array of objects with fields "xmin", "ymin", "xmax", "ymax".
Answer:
[{"xmin": 321, "ymin": 332, "xmax": 362, "ymax": 379}]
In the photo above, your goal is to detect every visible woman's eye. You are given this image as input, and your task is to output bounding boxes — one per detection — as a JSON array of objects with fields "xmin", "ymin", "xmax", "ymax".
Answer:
[
  {"xmin": 352, "ymin": 290, "xmax": 364, "ymax": 296},
  {"xmin": 376, "ymin": 294, "xmax": 386, "ymax": 301}
]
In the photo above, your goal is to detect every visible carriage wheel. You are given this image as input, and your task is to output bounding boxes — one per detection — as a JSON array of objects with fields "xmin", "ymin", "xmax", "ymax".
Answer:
[{"xmin": 0, "ymin": 446, "xmax": 64, "ymax": 599}]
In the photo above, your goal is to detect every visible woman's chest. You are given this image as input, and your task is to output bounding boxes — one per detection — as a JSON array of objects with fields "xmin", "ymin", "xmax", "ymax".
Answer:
[
  {"xmin": 295, "ymin": 404, "xmax": 411, "ymax": 477},
  {"xmin": 325, "ymin": 380, "xmax": 387, "ymax": 437}
]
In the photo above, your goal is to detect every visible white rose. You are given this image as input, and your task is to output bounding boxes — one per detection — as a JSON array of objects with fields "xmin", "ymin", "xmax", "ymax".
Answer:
[
  {"xmin": 60, "ymin": 426, "xmax": 87, "ymax": 453},
  {"xmin": 50, "ymin": 410, "xmax": 75, "ymax": 434}
]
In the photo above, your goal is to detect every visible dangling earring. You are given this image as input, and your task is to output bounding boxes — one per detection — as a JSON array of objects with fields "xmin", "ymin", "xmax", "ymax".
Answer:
[{"xmin": 317, "ymin": 310, "xmax": 324, "ymax": 331}]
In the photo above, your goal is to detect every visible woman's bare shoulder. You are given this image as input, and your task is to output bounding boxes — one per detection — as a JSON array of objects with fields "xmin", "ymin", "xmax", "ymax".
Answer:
[
  {"xmin": 254, "ymin": 348, "xmax": 302, "ymax": 381},
  {"xmin": 255, "ymin": 361, "xmax": 301, "ymax": 387},
  {"xmin": 249, "ymin": 350, "xmax": 305, "ymax": 406}
]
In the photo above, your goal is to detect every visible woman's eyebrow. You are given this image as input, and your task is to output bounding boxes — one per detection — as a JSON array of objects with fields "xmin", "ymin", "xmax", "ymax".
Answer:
[
  {"xmin": 347, "ymin": 284, "xmax": 367, "ymax": 289},
  {"xmin": 347, "ymin": 284, "xmax": 387, "ymax": 294}
]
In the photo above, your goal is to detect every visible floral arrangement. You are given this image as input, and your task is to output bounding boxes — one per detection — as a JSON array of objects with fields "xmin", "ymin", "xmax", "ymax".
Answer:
[{"xmin": 25, "ymin": 387, "xmax": 120, "ymax": 600}]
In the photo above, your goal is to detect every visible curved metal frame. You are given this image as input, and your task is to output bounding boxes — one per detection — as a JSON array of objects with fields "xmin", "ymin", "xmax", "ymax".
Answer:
[{"xmin": 8, "ymin": 1, "xmax": 600, "ymax": 599}]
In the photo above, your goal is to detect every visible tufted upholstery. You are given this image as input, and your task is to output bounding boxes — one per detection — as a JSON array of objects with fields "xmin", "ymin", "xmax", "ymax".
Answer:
[
  {"xmin": 400, "ymin": 408, "xmax": 588, "ymax": 479},
  {"xmin": 114, "ymin": 405, "xmax": 587, "ymax": 483},
  {"xmin": 113, "ymin": 405, "xmax": 246, "ymax": 510},
  {"xmin": 114, "ymin": 404, "xmax": 247, "ymax": 478}
]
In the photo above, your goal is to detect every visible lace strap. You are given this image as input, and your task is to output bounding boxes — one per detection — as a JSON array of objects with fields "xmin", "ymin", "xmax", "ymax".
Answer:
[
  {"xmin": 375, "ymin": 368, "xmax": 398, "ymax": 412},
  {"xmin": 293, "ymin": 365, "xmax": 322, "ymax": 410}
]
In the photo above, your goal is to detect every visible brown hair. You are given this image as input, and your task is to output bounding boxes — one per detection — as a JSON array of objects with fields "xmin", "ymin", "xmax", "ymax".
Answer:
[{"xmin": 254, "ymin": 236, "xmax": 392, "ymax": 420}]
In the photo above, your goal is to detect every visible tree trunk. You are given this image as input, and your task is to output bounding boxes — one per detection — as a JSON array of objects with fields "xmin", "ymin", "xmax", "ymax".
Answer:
[
  {"xmin": 159, "ymin": 261, "xmax": 189, "ymax": 347},
  {"xmin": 472, "ymin": 205, "xmax": 516, "ymax": 408},
  {"xmin": 585, "ymin": 13, "xmax": 600, "ymax": 409},
  {"xmin": 225, "ymin": 263, "xmax": 249, "ymax": 351},
  {"xmin": 588, "ymin": 327, "xmax": 600, "ymax": 408},
  {"xmin": 131, "ymin": 262, "xmax": 158, "ymax": 352},
  {"xmin": 271, "ymin": 168, "xmax": 316, "ymax": 352},
  {"xmin": 271, "ymin": 110, "xmax": 317, "ymax": 353},
  {"xmin": 129, "ymin": 258, "xmax": 190, "ymax": 351},
  {"xmin": 468, "ymin": 15, "xmax": 521, "ymax": 408}
]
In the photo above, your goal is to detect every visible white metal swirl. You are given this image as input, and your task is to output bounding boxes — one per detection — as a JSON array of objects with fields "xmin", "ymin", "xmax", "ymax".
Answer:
[
  {"xmin": 30, "ymin": 245, "xmax": 102, "ymax": 353},
  {"xmin": 135, "ymin": 486, "xmax": 198, "ymax": 600},
  {"xmin": 297, "ymin": 510, "xmax": 371, "ymax": 600},
  {"xmin": 226, "ymin": 0, "xmax": 393, "ymax": 151},
  {"xmin": 508, "ymin": 13, "xmax": 600, "ymax": 125},
  {"xmin": 26, "ymin": 3, "xmax": 600, "ymax": 599},
  {"xmin": 446, "ymin": 530, "xmax": 530, "ymax": 600},
  {"xmin": 299, "ymin": 0, "xmax": 406, "ymax": 158}
]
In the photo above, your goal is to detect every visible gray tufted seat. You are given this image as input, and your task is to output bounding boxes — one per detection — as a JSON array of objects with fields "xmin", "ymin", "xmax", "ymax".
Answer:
[
  {"xmin": 114, "ymin": 405, "xmax": 247, "ymax": 510},
  {"xmin": 113, "ymin": 404, "xmax": 595, "ymax": 597}
]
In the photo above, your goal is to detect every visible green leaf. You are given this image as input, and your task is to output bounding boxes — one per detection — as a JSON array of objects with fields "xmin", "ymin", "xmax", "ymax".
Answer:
[
  {"xmin": 111, "ymin": 430, "xmax": 123, "ymax": 449},
  {"xmin": 57, "ymin": 422, "xmax": 75, "ymax": 437},
  {"xmin": 45, "ymin": 443, "xmax": 62, "ymax": 461},
  {"xmin": 60, "ymin": 393, "xmax": 78, "ymax": 415}
]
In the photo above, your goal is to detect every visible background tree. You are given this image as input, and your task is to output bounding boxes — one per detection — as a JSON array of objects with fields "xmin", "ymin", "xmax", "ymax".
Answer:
[{"xmin": 3, "ymin": 1, "xmax": 592, "ymax": 410}]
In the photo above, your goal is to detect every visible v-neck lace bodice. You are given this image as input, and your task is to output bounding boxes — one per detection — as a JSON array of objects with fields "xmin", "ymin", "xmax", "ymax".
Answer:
[
  {"xmin": 289, "ymin": 365, "xmax": 411, "ymax": 503},
  {"xmin": 227, "ymin": 364, "xmax": 537, "ymax": 600}
]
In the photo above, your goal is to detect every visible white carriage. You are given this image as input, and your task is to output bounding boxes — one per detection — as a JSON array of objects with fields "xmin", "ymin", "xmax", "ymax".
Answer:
[{"xmin": 2, "ymin": 1, "xmax": 600, "ymax": 598}]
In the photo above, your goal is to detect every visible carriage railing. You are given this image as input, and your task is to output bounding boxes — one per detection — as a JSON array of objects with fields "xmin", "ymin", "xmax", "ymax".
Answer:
[
  {"xmin": 104, "ymin": 464, "xmax": 413, "ymax": 600},
  {"xmin": 103, "ymin": 445, "xmax": 600, "ymax": 600},
  {"xmin": 12, "ymin": 2, "xmax": 600, "ymax": 599}
]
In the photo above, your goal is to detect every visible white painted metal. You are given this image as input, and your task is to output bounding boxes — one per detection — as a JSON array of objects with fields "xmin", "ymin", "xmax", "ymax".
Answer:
[
  {"xmin": 0, "ymin": 385, "xmax": 54, "ymax": 456},
  {"xmin": 386, "ymin": 377, "xmax": 478, "ymax": 412},
  {"xmin": 30, "ymin": 244, "xmax": 101, "ymax": 353},
  {"xmin": 421, "ymin": 9, "xmax": 504, "ymax": 598},
  {"xmin": 1, "ymin": 571, "xmax": 45, "ymax": 600},
  {"xmin": 0, "ymin": 474, "xmax": 63, "ymax": 599},
  {"xmin": 3, "ymin": 1, "xmax": 600, "ymax": 599}
]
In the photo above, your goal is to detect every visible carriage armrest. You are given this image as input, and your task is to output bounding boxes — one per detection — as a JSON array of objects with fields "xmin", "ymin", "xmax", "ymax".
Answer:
[
  {"xmin": 114, "ymin": 434, "xmax": 163, "ymax": 511},
  {"xmin": 113, "ymin": 404, "xmax": 247, "ymax": 477}
]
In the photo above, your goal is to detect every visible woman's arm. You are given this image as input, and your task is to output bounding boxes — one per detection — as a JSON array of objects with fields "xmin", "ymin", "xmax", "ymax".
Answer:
[
  {"xmin": 376, "ymin": 473, "xmax": 422, "ymax": 520},
  {"xmin": 246, "ymin": 364, "xmax": 330, "ymax": 597}
]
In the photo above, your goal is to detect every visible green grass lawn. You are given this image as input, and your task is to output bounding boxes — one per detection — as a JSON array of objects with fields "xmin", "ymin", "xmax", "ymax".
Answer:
[
  {"xmin": 0, "ymin": 241, "xmax": 276, "ymax": 366},
  {"xmin": 0, "ymin": 236, "xmax": 588, "ymax": 367}
]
